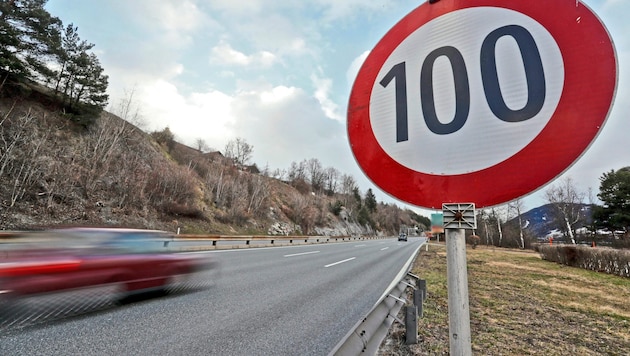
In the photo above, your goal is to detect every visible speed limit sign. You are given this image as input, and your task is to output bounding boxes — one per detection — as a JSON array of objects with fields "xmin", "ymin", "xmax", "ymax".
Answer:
[{"xmin": 348, "ymin": 0, "xmax": 617, "ymax": 209}]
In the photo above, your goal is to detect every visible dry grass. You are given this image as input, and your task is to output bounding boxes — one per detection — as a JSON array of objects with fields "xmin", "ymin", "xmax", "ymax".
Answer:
[{"xmin": 380, "ymin": 243, "xmax": 630, "ymax": 355}]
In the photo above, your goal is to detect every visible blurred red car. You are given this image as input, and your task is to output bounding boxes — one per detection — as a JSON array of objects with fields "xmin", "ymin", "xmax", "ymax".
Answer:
[{"xmin": 0, "ymin": 228, "xmax": 215, "ymax": 302}]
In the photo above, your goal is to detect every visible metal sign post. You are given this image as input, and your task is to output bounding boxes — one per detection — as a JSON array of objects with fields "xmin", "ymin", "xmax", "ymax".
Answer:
[{"xmin": 443, "ymin": 203, "xmax": 476, "ymax": 355}]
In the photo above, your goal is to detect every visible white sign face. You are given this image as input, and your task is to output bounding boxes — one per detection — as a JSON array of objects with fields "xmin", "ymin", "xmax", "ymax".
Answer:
[{"xmin": 370, "ymin": 7, "xmax": 564, "ymax": 175}]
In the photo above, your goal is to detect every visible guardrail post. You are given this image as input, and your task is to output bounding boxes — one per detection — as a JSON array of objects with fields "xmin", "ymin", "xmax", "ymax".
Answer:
[
  {"xmin": 413, "ymin": 289, "xmax": 424, "ymax": 319},
  {"xmin": 417, "ymin": 279, "xmax": 427, "ymax": 302},
  {"xmin": 405, "ymin": 305, "xmax": 418, "ymax": 344}
]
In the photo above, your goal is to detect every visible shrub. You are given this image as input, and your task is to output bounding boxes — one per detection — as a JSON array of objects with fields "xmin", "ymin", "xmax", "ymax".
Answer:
[
  {"xmin": 539, "ymin": 245, "xmax": 630, "ymax": 277},
  {"xmin": 160, "ymin": 202, "xmax": 206, "ymax": 220},
  {"xmin": 329, "ymin": 200, "xmax": 343, "ymax": 216}
]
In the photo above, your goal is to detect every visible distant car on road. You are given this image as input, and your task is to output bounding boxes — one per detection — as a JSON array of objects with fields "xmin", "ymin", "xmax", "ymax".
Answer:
[
  {"xmin": 0, "ymin": 228, "xmax": 215, "ymax": 305},
  {"xmin": 398, "ymin": 233, "xmax": 407, "ymax": 241}
]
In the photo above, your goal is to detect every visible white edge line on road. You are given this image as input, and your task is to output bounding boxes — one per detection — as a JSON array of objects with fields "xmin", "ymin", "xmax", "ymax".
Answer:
[
  {"xmin": 377, "ymin": 241, "xmax": 425, "ymax": 302},
  {"xmin": 324, "ymin": 257, "xmax": 356, "ymax": 268},
  {"xmin": 284, "ymin": 251, "xmax": 320, "ymax": 257},
  {"xmin": 354, "ymin": 244, "xmax": 366, "ymax": 247},
  {"xmin": 380, "ymin": 247, "xmax": 389, "ymax": 251}
]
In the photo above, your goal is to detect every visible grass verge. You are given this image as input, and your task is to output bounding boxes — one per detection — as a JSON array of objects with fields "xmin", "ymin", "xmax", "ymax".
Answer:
[{"xmin": 380, "ymin": 243, "xmax": 630, "ymax": 355}]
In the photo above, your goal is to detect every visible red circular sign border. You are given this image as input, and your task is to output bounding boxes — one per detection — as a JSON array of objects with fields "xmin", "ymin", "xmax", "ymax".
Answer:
[{"xmin": 348, "ymin": 0, "xmax": 617, "ymax": 209}]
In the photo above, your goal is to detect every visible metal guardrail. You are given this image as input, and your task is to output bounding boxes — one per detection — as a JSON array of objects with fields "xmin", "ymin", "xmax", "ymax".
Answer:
[
  {"xmin": 329, "ymin": 242, "xmax": 425, "ymax": 355},
  {"xmin": 0, "ymin": 232, "xmax": 365, "ymax": 239},
  {"xmin": 0, "ymin": 232, "xmax": 387, "ymax": 250},
  {"xmin": 173, "ymin": 234, "xmax": 383, "ymax": 246}
]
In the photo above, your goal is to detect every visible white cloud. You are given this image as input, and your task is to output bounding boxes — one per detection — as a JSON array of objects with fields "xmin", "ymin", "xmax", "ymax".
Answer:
[
  {"xmin": 204, "ymin": 0, "xmax": 267, "ymax": 15},
  {"xmin": 133, "ymin": 80, "xmax": 348, "ymax": 172},
  {"xmin": 151, "ymin": 0, "xmax": 203, "ymax": 32},
  {"xmin": 210, "ymin": 41, "xmax": 278, "ymax": 68},
  {"xmin": 210, "ymin": 42, "xmax": 250, "ymax": 66},
  {"xmin": 138, "ymin": 80, "xmax": 235, "ymax": 149},
  {"xmin": 259, "ymin": 86, "xmax": 300, "ymax": 104},
  {"xmin": 229, "ymin": 85, "xmax": 349, "ymax": 170},
  {"xmin": 313, "ymin": 0, "xmax": 393, "ymax": 22},
  {"xmin": 123, "ymin": 0, "xmax": 210, "ymax": 46},
  {"xmin": 311, "ymin": 72, "xmax": 343, "ymax": 122}
]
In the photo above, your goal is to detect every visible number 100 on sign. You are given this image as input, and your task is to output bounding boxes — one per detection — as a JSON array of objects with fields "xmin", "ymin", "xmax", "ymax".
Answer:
[{"xmin": 369, "ymin": 7, "xmax": 564, "ymax": 176}]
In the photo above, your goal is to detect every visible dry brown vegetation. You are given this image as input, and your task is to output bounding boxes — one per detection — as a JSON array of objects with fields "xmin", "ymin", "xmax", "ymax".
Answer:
[
  {"xmin": 0, "ymin": 95, "xmax": 424, "ymax": 235},
  {"xmin": 381, "ymin": 244, "xmax": 630, "ymax": 355}
]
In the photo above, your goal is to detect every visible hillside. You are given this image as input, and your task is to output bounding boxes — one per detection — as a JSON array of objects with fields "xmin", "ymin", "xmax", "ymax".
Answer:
[{"xmin": 0, "ymin": 90, "xmax": 426, "ymax": 235}]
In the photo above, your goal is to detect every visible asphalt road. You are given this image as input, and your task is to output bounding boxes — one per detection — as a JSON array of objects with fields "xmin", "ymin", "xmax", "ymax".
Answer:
[{"xmin": 0, "ymin": 237, "xmax": 424, "ymax": 356}]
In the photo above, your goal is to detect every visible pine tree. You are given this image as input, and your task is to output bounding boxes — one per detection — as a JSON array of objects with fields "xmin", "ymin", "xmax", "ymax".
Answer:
[
  {"xmin": 0, "ymin": 1, "xmax": 109, "ymax": 124},
  {"xmin": 365, "ymin": 188, "xmax": 377, "ymax": 213},
  {"xmin": 1, "ymin": 0, "xmax": 35, "ymax": 81},
  {"xmin": 0, "ymin": 0, "xmax": 61, "ymax": 83}
]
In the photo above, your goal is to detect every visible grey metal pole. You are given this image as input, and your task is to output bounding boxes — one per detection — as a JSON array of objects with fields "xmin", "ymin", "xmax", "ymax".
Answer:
[{"xmin": 446, "ymin": 228, "xmax": 472, "ymax": 355}]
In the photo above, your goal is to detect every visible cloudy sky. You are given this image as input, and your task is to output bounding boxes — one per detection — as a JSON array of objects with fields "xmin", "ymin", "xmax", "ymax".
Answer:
[{"xmin": 44, "ymin": 0, "xmax": 629, "ymax": 216}]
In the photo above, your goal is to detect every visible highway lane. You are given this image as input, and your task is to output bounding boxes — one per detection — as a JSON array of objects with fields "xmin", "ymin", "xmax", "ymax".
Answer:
[{"xmin": 0, "ymin": 237, "xmax": 425, "ymax": 355}]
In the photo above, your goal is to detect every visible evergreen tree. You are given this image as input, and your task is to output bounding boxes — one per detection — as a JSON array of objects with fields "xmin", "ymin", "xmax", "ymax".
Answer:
[
  {"xmin": 0, "ymin": 0, "xmax": 29, "ymax": 80},
  {"xmin": 71, "ymin": 52, "xmax": 108, "ymax": 107},
  {"xmin": 594, "ymin": 167, "xmax": 630, "ymax": 234},
  {"xmin": 56, "ymin": 24, "xmax": 94, "ymax": 100},
  {"xmin": 352, "ymin": 186, "xmax": 362, "ymax": 209},
  {"xmin": 0, "ymin": 1, "xmax": 109, "ymax": 123},
  {"xmin": 0, "ymin": 0, "xmax": 61, "ymax": 82},
  {"xmin": 365, "ymin": 188, "xmax": 377, "ymax": 213}
]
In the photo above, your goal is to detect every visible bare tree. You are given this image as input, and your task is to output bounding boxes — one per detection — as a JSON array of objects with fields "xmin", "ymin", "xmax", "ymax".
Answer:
[
  {"xmin": 508, "ymin": 199, "xmax": 526, "ymax": 249},
  {"xmin": 111, "ymin": 87, "xmax": 146, "ymax": 130},
  {"xmin": 195, "ymin": 138, "xmax": 209, "ymax": 152},
  {"xmin": 305, "ymin": 158, "xmax": 325, "ymax": 194},
  {"xmin": 491, "ymin": 205, "xmax": 510, "ymax": 247},
  {"xmin": 324, "ymin": 166, "xmax": 339, "ymax": 196},
  {"xmin": 205, "ymin": 167, "xmax": 229, "ymax": 208},
  {"xmin": 340, "ymin": 174, "xmax": 357, "ymax": 206},
  {"xmin": 0, "ymin": 103, "xmax": 28, "ymax": 180},
  {"xmin": 544, "ymin": 177, "xmax": 585, "ymax": 244},
  {"xmin": 286, "ymin": 191, "xmax": 316, "ymax": 234},
  {"xmin": 287, "ymin": 160, "xmax": 307, "ymax": 182},
  {"xmin": 247, "ymin": 175, "xmax": 269, "ymax": 216},
  {"xmin": 0, "ymin": 108, "xmax": 52, "ymax": 207},
  {"xmin": 270, "ymin": 167, "xmax": 286, "ymax": 181},
  {"xmin": 477, "ymin": 209, "xmax": 495, "ymax": 246},
  {"xmin": 72, "ymin": 112, "xmax": 132, "ymax": 199},
  {"xmin": 224, "ymin": 137, "xmax": 253, "ymax": 168},
  {"xmin": 8, "ymin": 116, "xmax": 49, "ymax": 207}
]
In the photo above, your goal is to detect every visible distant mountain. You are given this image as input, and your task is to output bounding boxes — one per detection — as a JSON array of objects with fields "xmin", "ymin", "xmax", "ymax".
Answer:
[{"xmin": 512, "ymin": 203, "xmax": 593, "ymax": 238}]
